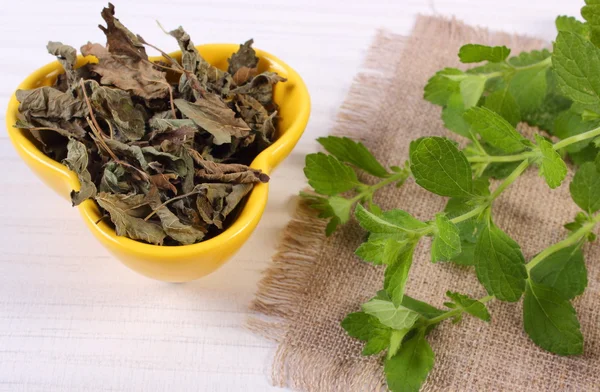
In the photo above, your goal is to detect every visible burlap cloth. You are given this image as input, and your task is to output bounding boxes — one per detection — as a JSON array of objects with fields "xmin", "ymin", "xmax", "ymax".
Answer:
[{"xmin": 249, "ymin": 16, "xmax": 600, "ymax": 391}]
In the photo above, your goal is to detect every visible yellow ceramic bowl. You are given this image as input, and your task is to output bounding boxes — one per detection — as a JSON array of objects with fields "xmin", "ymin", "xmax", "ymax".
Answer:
[{"xmin": 5, "ymin": 44, "xmax": 310, "ymax": 282}]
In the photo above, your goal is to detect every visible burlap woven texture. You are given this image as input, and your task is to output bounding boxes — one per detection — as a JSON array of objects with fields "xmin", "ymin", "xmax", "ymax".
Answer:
[{"xmin": 250, "ymin": 16, "xmax": 600, "ymax": 392}]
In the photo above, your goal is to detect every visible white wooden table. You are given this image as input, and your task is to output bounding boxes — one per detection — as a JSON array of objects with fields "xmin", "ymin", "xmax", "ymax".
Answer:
[{"xmin": 0, "ymin": 1, "xmax": 582, "ymax": 390}]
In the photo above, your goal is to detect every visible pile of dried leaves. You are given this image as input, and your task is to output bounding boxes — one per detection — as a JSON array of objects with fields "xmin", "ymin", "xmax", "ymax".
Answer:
[{"xmin": 14, "ymin": 3, "xmax": 285, "ymax": 245}]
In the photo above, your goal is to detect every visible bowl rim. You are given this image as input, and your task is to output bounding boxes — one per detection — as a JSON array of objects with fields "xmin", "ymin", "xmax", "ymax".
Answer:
[{"xmin": 5, "ymin": 43, "xmax": 310, "ymax": 256}]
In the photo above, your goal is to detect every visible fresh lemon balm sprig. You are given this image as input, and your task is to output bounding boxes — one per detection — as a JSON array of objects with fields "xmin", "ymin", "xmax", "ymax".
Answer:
[{"xmin": 301, "ymin": 3, "xmax": 600, "ymax": 391}]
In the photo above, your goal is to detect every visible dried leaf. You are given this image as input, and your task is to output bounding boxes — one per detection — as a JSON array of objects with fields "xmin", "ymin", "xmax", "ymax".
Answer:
[
  {"xmin": 168, "ymin": 26, "xmax": 232, "ymax": 96},
  {"xmin": 195, "ymin": 183, "xmax": 252, "ymax": 229},
  {"xmin": 150, "ymin": 173, "xmax": 178, "ymax": 194},
  {"xmin": 232, "ymin": 67, "xmax": 258, "ymax": 86},
  {"xmin": 148, "ymin": 192, "xmax": 205, "ymax": 245},
  {"xmin": 87, "ymin": 81, "xmax": 146, "ymax": 141},
  {"xmin": 174, "ymin": 95, "xmax": 251, "ymax": 145},
  {"xmin": 81, "ymin": 42, "xmax": 169, "ymax": 100},
  {"xmin": 16, "ymin": 87, "xmax": 87, "ymax": 120},
  {"xmin": 99, "ymin": 3, "xmax": 148, "ymax": 61},
  {"xmin": 228, "ymin": 39, "xmax": 259, "ymax": 76},
  {"xmin": 231, "ymin": 72, "xmax": 286, "ymax": 108},
  {"xmin": 47, "ymin": 41, "xmax": 78, "ymax": 88},
  {"xmin": 96, "ymin": 192, "xmax": 166, "ymax": 245},
  {"xmin": 63, "ymin": 139, "xmax": 97, "ymax": 205},
  {"xmin": 99, "ymin": 161, "xmax": 131, "ymax": 194},
  {"xmin": 188, "ymin": 148, "xmax": 269, "ymax": 183}
]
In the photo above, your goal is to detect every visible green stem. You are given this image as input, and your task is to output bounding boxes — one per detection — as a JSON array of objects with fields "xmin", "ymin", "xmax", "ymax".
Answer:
[
  {"xmin": 553, "ymin": 125, "xmax": 600, "ymax": 151},
  {"xmin": 489, "ymin": 159, "xmax": 530, "ymax": 200},
  {"xmin": 350, "ymin": 168, "xmax": 411, "ymax": 203},
  {"xmin": 512, "ymin": 56, "xmax": 552, "ymax": 72},
  {"xmin": 467, "ymin": 152, "xmax": 535, "ymax": 163},
  {"xmin": 525, "ymin": 213, "xmax": 600, "ymax": 272},
  {"xmin": 425, "ymin": 295, "xmax": 494, "ymax": 326}
]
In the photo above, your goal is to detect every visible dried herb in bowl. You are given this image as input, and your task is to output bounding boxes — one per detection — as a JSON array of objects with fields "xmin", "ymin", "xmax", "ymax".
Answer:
[{"xmin": 14, "ymin": 3, "xmax": 286, "ymax": 246}]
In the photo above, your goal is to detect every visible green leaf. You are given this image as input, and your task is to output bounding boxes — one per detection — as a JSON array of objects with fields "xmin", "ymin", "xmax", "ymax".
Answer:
[
  {"xmin": 442, "ymin": 93, "xmax": 472, "ymax": 138},
  {"xmin": 388, "ymin": 328, "xmax": 411, "ymax": 359},
  {"xmin": 523, "ymin": 280, "xmax": 583, "ymax": 355},
  {"xmin": 530, "ymin": 244, "xmax": 588, "ymax": 300},
  {"xmin": 475, "ymin": 222, "xmax": 527, "ymax": 302},
  {"xmin": 410, "ymin": 137, "xmax": 474, "ymax": 198},
  {"xmin": 570, "ymin": 161, "xmax": 600, "ymax": 212},
  {"xmin": 362, "ymin": 298, "xmax": 420, "ymax": 330},
  {"xmin": 355, "ymin": 204, "xmax": 427, "ymax": 234},
  {"xmin": 317, "ymin": 136, "xmax": 389, "ymax": 177},
  {"xmin": 384, "ymin": 332, "xmax": 434, "ymax": 392},
  {"xmin": 509, "ymin": 49, "xmax": 552, "ymax": 67},
  {"xmin": 553, "ymin": 31, "xmax": 600, "ymax": 105},
  {"xmin": 460, "ymin": 75, "xmax": 487, "ymax": 108},
  {"xmin": 464, "ymin": 107, "xmax": 527, "ymax": 153},
  {"xmin": 384, "ymin": 245, "xmax": 416, "ymax": 306},
  {"xmin": 451, "ymin": 241, "xmax": 476, "ymax": 266},
  {"xmin": 554, "ymin": 109, "xmax": 599, "ymax": 153},
  {"xmin": 341, "ymin": 311, "xmax": 392, "ymax": 356},
  {"xmin": 401, "ymin": 295, "xmax": 445, "ymax": 320},
  {"xmin": 484, "ymin": 88, "xmax": 521, "ymax": 127},
  {"xmin": 535, "ymin": 134, "xmax": 568, "ymax": 189},
  {"xmin": 557, "ymin": 15, "xmax": 589, "ymax": 37},
  {"xmin": 522, "ymin": 71, "xmax": 573, "ymax": 134},
  {"xmin": 304, "ymin": 153, "xmax": 360, "ymax": 195},
  {"xmin": 446, "ymin": 291, "xmax": 491, "ymax": 322},
  {"xmin": 355, "ymin": 236, "xmax": 407, "ymax": 265},
  {"xmin": 582, "ymin": 1, "xmax": 600, "ymax": 47},
  {"xmin": 458, "ymin": 44, "xmax": 510, "ymax": 63},
  {"xmin": 431, "ymin": 213, "xmax": 461, "ymax": 262},
  {"xmin": 327, "ymin": 196, "xmax": 354, "ymax": 225},
  {"xmin": 444, "ymin": 197, "xmax": 482, "ymax": 243},
  {"xmin": 509, "ymin": 68, "xmax": 548, "ymax": 114},
  {"xmin": 424, "ymin": 68, "xmax": 464, "ymax": 106}
]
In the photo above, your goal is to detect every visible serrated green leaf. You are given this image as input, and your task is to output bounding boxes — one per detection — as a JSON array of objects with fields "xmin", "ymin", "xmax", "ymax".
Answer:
[
  {"xmin": 530, "ymin": 244, "xmax": 588, "ymax": 300},
  {"xmin": 582, "ymin": 1, "xmax": 600, "ymax": 47},
  {"xmin": 523, "ymin": 280, "xmax": 583, "ymax": 355},
  {"xmin": 317, "ymin": 136, "xmax": 389, "ymax": 177},
  {"xmin": 384, "ymin": 332, "xmax": 434, "ymax": 392},
  {"xmin": 355, "ymin": 204, "xmax": 427, "ymax": 234},
  {"xmin": 384, "ymin": 245, "xmax": 416, "ymax": 306},
  {"xmin": 570, "ymin": 161, "xmax": 600, "ymax": 212},
  {"xmin": 535, "ymin": 134, "xmax": 568, "ymax": 189},
  {"xmin": 509, "ymin": 49, "xmax": 552, "ymax": 67},
  {"xmin": 362, "ymin": 299, "xmax": 420, "ymax": 330},
  {"xmin": 431, "ymin": 213, "xmax": 461, "ymax": 262},
  {"xmin": 475, "ymin": 222, "xmax": 527, "ymax": 302},
  {"xmin": 410, "ymin": 137, "xmax": 474, "ymax": 198},
  {"xmin": 446, "ymin": 291, "xmax": 491, "ymax": 322},
  {"xmin": 424, "ymin": 68, "xmax": 464, "ymax": 106},
  {"xmin": 553, "ymin": 31, "xmax": 600, "ymax": 105},
  {"xmin": 484, "ymin": 88, "xmax": 521, "ymax": 127},
  {"xmin": 304, "ymin": 153, "xmax": 360, "ymax": 195},
  {"xmin": 464, "ymin": 106, "xmax": 527, "ymax": 153},
  {"xmin": 355, "ymin": 233, "xmax": 410, "ymax": 264},
  {"xmin": 460, "ymin": 75, "xmax": 486, "ymax": 108},
  {"xmin": 556, "ymin": 15, "xmax": 590, "ymax": 37},
  {"xmin": 341, "ymin": 311, "xmax": 392, "ymax": 356},
  {"xmin": 458, "ymin": 44, "xmax": 510, "ymax": 63},
  {"xmin": 442, "ymin": 92, "xmax": 472, "ymax": 138}
]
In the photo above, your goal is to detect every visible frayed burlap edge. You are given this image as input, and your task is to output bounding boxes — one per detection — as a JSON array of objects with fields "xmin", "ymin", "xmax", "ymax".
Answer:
[{"xmin": 248, "ymin": 30, "xmax": 407, "ymax": 391}]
